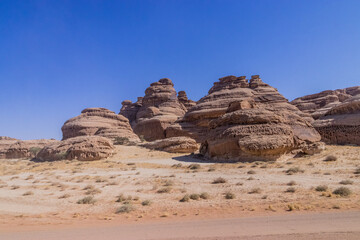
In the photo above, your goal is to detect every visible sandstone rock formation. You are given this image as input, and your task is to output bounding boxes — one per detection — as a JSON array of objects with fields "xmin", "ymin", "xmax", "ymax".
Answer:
[
  {"xmin": 119, "ymin": 97, "xmax": 143, "ymax": 127},
  {"xmin": 313, "ymin": 96, "xmax": 360, "ymax": 145},
  {"xmin": 141, "ymin": 137, "xmax": 199, "ymax": 153},
  {"xmin": 62, "ymin": 108, "xmax": 140, "ymax": 143},
  {"xmin": 177, "ymin": 91, "xmax": 196, "ymax": 110},
  {"xmin": 37, "ymin": 136, "xmax": 114, "ymax": 161},
  {"xmin": 291, "ymin": 86, "xmax": 360, "ymax": 119},
  {"xmin": 168, "ymin": 75, "xmax": 322, "ymax": 161},
  {"xmin": 131, "ymin": 78, "xmax": 187, "ymax": 141},
  {"xmin": 0, "ymin": 137, "xmax": 59, "ymax": 159}
]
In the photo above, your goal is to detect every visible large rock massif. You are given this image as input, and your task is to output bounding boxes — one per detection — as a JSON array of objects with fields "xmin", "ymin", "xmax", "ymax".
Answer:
[
  {"xmin": 62, "ymin": 108, "xmax": 140, "ymax": 143},
  {"xmin": 121, "ymin": 78, "xmax": 188, "ymax": 141},
  {"xmin": 37, "ymin": 136, "xmax": 115, "ymax": 161},
  {"xmin": 0, "ymin": 137, "xmax": 59, "ymax": 159},
  {"xmin": 291, "ymin": 87, "xmax": 360, "ymax": 119},
  {"xmin": 292, "ymin": 87, "xmax": 360, "ymax": 146},
  {"xmin": 167, "ymin": 75, "xmax": 322, "ymax": 161}
]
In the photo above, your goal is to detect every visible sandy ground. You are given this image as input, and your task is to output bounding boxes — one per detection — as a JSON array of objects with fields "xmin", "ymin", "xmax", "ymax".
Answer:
[
  {"xmin": 2, "ymin": 211, "xmax": 360, "ymax": 239},
  {"xmin": 0, "ymin": 144, "xmax": 359, "ymax": 238}
]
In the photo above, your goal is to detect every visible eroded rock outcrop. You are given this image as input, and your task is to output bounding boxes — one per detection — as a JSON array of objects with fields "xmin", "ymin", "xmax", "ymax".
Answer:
[
  {"xmin": 37, "ymin": 136, "xmax": 114, "ymax": 161},
  {"xmin": 119, "ymin": 97, "xmax": 143, "ymax": 127},
  {"xmin": 313, "ymin": 96, "xmax": 360, "ymax": 145},
  {"xmin": 177, "ymin": 91, "xmax": 196, "ymax": 110},
  {"xmin": 0, "ymin": 137, "xmax": 59, "ymax": 159},
  {"xmin": 168, "ymin": 75, "xmax": 322, "ymax": 161},
  {"xmin": 62, "ymin": 108, "xmax": 140, "ymax": 143},
  {"xmin": 141, "ymin": 136, "xmax": 199, "ymax": 153},
  {"xmin": 132, "ymin": 78, "xmax": 187, "ymax": 141},
  {"xmin": 291, "ymin": 86, "xmax": 360, "ymax": 119}
]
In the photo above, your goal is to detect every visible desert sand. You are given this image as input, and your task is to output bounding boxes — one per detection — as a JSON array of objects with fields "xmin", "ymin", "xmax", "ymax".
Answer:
[{"xmin": 0, "ymin": 144, "xmax": 359, "ymax": 239}]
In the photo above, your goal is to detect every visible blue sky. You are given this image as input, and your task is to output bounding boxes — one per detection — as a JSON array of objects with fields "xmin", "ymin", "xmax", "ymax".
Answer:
[{"xmin": 0, "ymin": 0, "xmax": 359, "ymax": 140}]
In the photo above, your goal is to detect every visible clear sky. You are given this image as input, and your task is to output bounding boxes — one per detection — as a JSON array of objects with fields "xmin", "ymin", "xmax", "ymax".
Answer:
[{"xmin": 0, "ymin": 0, "xmax": 359, "ymax": 140}]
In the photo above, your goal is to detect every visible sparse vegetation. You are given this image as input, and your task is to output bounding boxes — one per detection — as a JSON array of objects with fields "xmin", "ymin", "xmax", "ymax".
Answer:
[
  {"xmin": 315, "ymin": 185, "xmax": 328, "ymax": 192},
  {"xmin": 189, "ymin": 193, "xmax": 200, "ymax": 200},
  {"xmin": 180, "ymin": 194, "xmax": 190, "ymax": 202},
  {"xmin": 141, "ymin": 200, "xmax": 151, "ymax": 206},
  {"xmin": 249, "ymin": 188, "xmax": 261, "ymax": 194},
  {"xmin": 116, "ymin": 204, "xmax": 134, "ymax": 214},
  {"xmin": 286, "ymin": 187, "xmax": 296, "ymax": 193},
  {"xmin": 333, "ymin": 187, "xmax": 351, "ymax": 197},
  {"xmin": 77, "ymin": 196, "xmax": 96, "ymax": 204},
  {"xmin": 200, "ymin": 192, "xmax": 210, "ymax": 199},
  {"xmin": 339, "ymin": 180, "xmax": 353, "ymax": 185},
  {"xmin": 247, "ymin": 170, "xmax": 256, "ymax": 174},
  {"xmin": 354, "ymin": 167, "xmax": 360, "ymax": 174},
  {"xmin": 188, "ymin": 164, "xmax": 201, "ymax": 170},
  {"xmin": 22, "ymin": 191, "xmax": 33, "ymax": 196},
  {"xmin": 29, "ymin": 147, "xmax": 42, "ymax": 156},
  {"xmin": 324, "ymin": 155, "xmax": 337, "ymax": 162},
  {"xmin": 225, "ymin": 191, "xmax": 235, "ymax": 199},
  {"xmin": 59, "ymin": 194, "xmax": 70, "ymax": 199},
  {"xmin": 157, "ymin": 187, "xmax": 172, "ymax": 193},
  {"xmin": 212, "ymin": 177, "xmax": 227, "ymax": 184},
  {"xmin": 114, "ymin": 137, "xmax": 130, "ymax": 145},
  {"xmin": 287, "ymin": 181, "xmax": 296, "ymax": 186},
  {"xmin": 286, "ymin": 167, "xmax": 304, "ymax": 175}
]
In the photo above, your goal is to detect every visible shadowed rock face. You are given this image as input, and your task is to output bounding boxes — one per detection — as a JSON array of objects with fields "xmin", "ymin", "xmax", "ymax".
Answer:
[
  {"xmin": 167, "ymin": 75, "xmax": 322, "ymax": 161},
  {"xmin": 141, "ymin": 136, "xmax": 199, "ymax": 153},
  {"xmin": 36, "ymin": 136, "xmax": 114, "ymax": 161},
  {"xmin": 131, "ymin": 78, "xmax": 187, "ymax": 141},
  {"xmin": 119, "ymin": 97, "xmax": 143, "ymax": 127},
  {"xmin": 0, "ymin": 137, "xmax": 59, "ymax": 159},
  {"xmin": 61, "ymin": 108, "xmax": 140, "ymax": 143},
  {"xmin": 291, "ymin": 86, "xmax": 360, "ymax": 119}
]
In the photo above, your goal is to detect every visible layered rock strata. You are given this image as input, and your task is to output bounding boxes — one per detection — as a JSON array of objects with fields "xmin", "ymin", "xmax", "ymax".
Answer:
[
  {"xmin": 37, "ymin": 136, "xmax": 114, "ymax": 161},
  {"xmin": 62, "ymin": 108, "xmax": 140, "ymax": 143},
  {"xmin": 168, "ymin": 75, "xmax": 323, "ymax": 161}
]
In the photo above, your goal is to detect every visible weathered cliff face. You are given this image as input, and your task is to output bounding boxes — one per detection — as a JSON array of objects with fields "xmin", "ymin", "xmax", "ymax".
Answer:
[
  {"xmin": 36, "ymin": 136, "xmax": 114, "ymax": 161},
  {"xmin": 61, "ymin": 108, "xmax": 140, "ymax": 143},
  {"xmin": 167, "ymin": 75, "xmax": 323, "ymax": 161},
  {"xmin": 291, "ymin": 86, "xmax": 360, "ymax": 119},
  {"xmin": 131, "ymin": 78, "xmax": 187, "ymax": 141},
  {"xmin": 313, "ymin": 96, "xmax": 360, "ymax": 145},
  {"xmin": 0, "ymin": 137, "xmax": 59, "ymax": 159}
]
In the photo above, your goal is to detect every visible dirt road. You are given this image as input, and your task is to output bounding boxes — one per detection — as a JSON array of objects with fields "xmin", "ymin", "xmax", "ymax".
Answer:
[{"xmin": 2, "ymin": 211, "xmax": 360, "ymax": 240}]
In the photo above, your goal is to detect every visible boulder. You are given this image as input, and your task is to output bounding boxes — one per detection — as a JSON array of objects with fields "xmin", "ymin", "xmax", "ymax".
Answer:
[
  {"xmin": 132, "ymin": 78, "xmax": 187, "ymax": 141},
  {"xmin": 168, "ymin": 75, "xmax": 323, "ymax": 161},
  {"xmin": 62, "ymin": 108, "xmax": 140, "ymax": 143},
  {"xmin": 36, "ymin": 136, "xmax": 114, "ymax": 161},
  {"xmin": 0, "ymin": 137, "xmax": 59, "ymax": 159},
  {"xmin": 141, "ymin": 137, "xmax": 199, "ymax": 153},
  {"xmin": 291, "ymin": 86, "xmax": 360, "ymax": 119}
]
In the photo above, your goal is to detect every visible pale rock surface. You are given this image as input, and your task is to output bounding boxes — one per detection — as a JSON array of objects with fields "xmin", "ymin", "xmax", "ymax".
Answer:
[
  {"xmin": 291, "ymin": 86, "xmax": 360, "ymax": 119},
  {"xmin": 36, "ymin": 136, "xmax": 114, "ymax": 161},
  {"xmin": 62, "ymin": 108, "xmax": 140, "ymax": 143}
]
